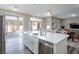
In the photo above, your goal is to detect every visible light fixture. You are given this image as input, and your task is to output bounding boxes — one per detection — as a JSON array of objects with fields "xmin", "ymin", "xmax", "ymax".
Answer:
[
  {"xmin": 47, "ymin": 10, "xmax": 52, "ymax": 16},
  {"xmin": 12, "ymin": 8, "xmax": 17, "ymax": 11},
  {"xmin": 30, "ymin": 17, "xmax": 36, "ymax": 21},
  {"xmin": 42, "ymin": 10, "xmax": 52, "ymax": 16},
  {"xmin": 71, "ymin": 14, "xmax": 76, "ymax": 17},
  {"xmin": 46, "ymin": 25, "xmax": 50, "ymax": 30},
  {"xmin": 12, "ymin": 6, "xmax": 19, "ymax": 11},
  {"xmin": 30, "ymin": 17, "xmax": 42, "ymax": 22}
]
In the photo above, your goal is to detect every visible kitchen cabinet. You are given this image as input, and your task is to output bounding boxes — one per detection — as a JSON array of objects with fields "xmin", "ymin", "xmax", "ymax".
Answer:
[
  {"xmin": 23, "ymin": 33, "xmax": 38, "ymax": 54},
  {"xmin": 32, "ymin": 36, "xmax": 38, "ymax": 54},
  {"xmin": 27, "ymin": 35, "xmax": 32, "ymax": 51},
  {"xmin": 23, "ymin": 34, "xmax": 29, "ymax": 47}
]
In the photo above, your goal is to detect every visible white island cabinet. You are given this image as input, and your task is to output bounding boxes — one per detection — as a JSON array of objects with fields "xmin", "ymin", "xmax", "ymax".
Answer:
[
  {"xmin": 23, "ymin": 33, "xmax": 39, "ymax": 54},
  {"xmin": 23, "ymin": 32, "xmax": 68, "ymax": 54},
  {"xmin": 53, "ymin": 38, "xmax": 67, "ymax": 54}
]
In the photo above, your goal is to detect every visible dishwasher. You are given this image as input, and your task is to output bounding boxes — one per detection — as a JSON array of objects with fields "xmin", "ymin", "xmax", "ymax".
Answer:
[{"xmin": 39, "ymin": 39, "xmax": 53, "ymax": 54}]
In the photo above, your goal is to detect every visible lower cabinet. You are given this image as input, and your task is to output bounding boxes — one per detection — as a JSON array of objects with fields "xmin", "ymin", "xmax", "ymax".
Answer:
[
  {"xmin": 23, "ymin": 34, "xmax": 38, "ymax": 54},
  {"xmin": 32, "ymin": 36, "xmax": 38, "ymax": 54},
  {"xmin": 27, "ymin": 36, "xmax": 32, "ymax": 51},
  {"xmin": 23, "ymin": 34, "xmax": 29, "ymax": 47}
]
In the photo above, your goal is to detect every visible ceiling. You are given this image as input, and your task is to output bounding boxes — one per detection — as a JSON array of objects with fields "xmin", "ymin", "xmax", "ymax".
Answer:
[{"xmin": 0, "ymin": 4, "xmax": 79, "ymax": 18}]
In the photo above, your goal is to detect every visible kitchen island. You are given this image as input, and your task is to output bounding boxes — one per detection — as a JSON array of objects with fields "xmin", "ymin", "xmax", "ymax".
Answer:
[{"xmin": 23, "ymin": 32, "xmax": 69, "ymax": 54}]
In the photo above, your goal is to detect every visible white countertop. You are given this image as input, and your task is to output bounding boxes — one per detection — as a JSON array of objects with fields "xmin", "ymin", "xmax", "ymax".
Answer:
[
  {"xmin": 24, "ymin": 32, "xmax": 69, "ymax": 44},
  {"xmin": 37, "ymin": 32, "xmax": 69, "ymax": 44}
]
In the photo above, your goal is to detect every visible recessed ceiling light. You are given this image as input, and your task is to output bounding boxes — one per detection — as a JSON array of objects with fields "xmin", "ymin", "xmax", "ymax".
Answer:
[
  {"xmin": 12, "ymin": 8, "xmax": 19, "ymax": 11},
  {"xmin": 10, "ymin": 6, "xmax": 19, "ymax": 11},
  {"xmin": 47, "ymin": 10, "xmax": 52, "ymax": 16},
  {"xmin": 12, "ymin": 8, "xmax": 17, "ymax": 11},
  {"xmin": 71, "ymin": 14, "xmax": 76, "ymax": 17}
]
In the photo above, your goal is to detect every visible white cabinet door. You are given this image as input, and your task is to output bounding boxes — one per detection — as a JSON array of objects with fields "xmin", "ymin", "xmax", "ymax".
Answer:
[
  {"xmin": 32, "ymin": 36, "xmax": 38, "ymax": 54},
  {"xmin": 23, "ymin": 34, "xmax": 34, "ymax": 52},
  {"xmin": 23, "ymin": 34, "xmax": 26, "ymax": 45},
  {"xmin": 23, "ymin": 34, "xmax": 39, "ymax": 54},
  {"xmin": 23, "ymin": 34, "xmax": 29, "ymax": 48},
  {"xmin": 25, "ymin": 34, "xmax": 29, "ymax": 47},
  {"xmin": 28, "ymin": 35, "xmax": 33, "ymax": 51}
]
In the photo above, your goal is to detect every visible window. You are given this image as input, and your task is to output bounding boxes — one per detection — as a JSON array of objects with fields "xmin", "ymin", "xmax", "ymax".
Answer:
[
  {"xmin": 5, "ymin": 15, "xmax": 17, "ymax": 20},
  {"xmin": 5, "ymin": 15, "xmax": 18, "ymax": 32},
  {"xmin": 32, "ymin": 21, "xmax": 38, "ymax": 31},
  {"xmin": 5, "ymin": 15, "xmax": 24, "ymax": 32},
  {"xmin": 30, "ymin": 17, "xmax": 42, "ymax": 31}
]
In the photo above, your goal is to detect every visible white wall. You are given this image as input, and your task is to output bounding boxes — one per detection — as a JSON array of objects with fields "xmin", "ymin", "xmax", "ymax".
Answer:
[{"xmin": 62, "ymin": 17, "xmax": 79, "ymax": 29}]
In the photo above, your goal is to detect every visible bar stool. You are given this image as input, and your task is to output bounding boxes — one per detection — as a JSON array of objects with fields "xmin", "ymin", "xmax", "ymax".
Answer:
[{"xmin": 68, "ymin": 32, "xmax": 75, "ymax": 42}]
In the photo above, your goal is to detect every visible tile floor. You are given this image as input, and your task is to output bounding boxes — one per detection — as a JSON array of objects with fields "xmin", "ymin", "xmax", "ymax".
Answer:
[{"xmin": 5, "ymin": 37, "xmax": 32, "ymax": 54}]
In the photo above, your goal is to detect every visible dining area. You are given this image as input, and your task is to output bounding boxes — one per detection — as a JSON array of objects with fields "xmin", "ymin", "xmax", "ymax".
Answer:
[{"xmin": 64, "ymin": 29, "xmax": 79, "ymax": 54}]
